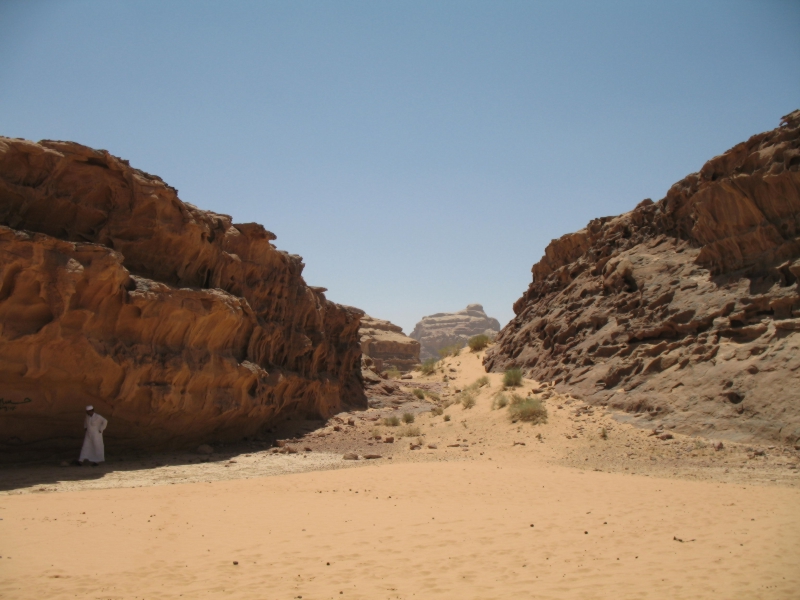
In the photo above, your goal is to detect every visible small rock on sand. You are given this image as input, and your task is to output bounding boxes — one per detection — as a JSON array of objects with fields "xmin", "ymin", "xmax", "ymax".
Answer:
[
  {"xmin": 364, "ymin": 454, "xmax": 382, "ymax": 459},
  {"xmin": 343, "ymin": 453, "xmax": 359, "ymax": 460}
]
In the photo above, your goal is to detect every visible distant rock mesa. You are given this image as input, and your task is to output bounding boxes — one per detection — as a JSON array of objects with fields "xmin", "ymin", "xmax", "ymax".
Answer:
[
  {"xmin": 359, "ymin": 315, "xmax": 420, "ymax": 373},
  {"xmin": 485, "ymin": 111, "xmax": 800, "ymax": 445},
  {"xmin": 0, "ymin": 137, "xmax": 365, "ymax": 453},
  {"xmin": 411, "ymin": 304, "xmax": 501, "ymax": 360}
]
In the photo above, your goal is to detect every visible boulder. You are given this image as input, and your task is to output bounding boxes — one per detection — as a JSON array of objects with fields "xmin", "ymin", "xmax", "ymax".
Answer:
[
  {"xmin": 0, "ymin": 137, "xmax": 365, "ymax": 454},
  {"xmin": 410, "ymin": 304, "xmax": 501, "ymax": 359},
  {"xmin": 485, "ymin": 110, "xmax": 800, "ymax": 446}
]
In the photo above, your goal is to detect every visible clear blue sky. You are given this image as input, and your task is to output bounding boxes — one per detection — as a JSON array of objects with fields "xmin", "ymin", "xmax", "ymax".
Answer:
[{"xmin": 1, "ymin": 1, "xmax": 798, "ymax": 333}]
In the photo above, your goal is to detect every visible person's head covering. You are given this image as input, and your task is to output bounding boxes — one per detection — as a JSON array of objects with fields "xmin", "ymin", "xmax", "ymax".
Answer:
[{"xmin": 86, "ymin": 405, "xmax": 94, "ymax": 411}]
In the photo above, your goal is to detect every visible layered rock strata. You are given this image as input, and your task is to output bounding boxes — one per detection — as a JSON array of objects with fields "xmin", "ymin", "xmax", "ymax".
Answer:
[
  {"xmin": 411, "ymin": 304, "xmax": 501, "ymax": 360},
  {"xmin": 359, "ymin": 315, "xmax": 420, "ymax": 373},
  {"xmin": 485, "ymin": 111, "xmax": 800, "ymax": 445},
  {"xmin": 0, "ymin": 137, "xmax": 364, "ymax": 453}
]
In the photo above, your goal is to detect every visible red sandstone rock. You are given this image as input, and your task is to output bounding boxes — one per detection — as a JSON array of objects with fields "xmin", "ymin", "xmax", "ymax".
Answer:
[
  {"xmin": 485, "ymin": 111, "xmax": 800, "ymax": 446},
  {"xmin": 0, "ymin": 137, "xmax": 365, "ymax": 453}
]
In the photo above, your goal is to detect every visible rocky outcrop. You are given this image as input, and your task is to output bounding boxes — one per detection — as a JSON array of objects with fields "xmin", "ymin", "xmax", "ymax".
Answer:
[
  {"xmin": 359, "ymin": 315, "xmax": 420, "ymax": 373},
  {"xmin": 485, "ymin": 111, "xmax": 800, "ymax": 445},
  {"xmin": 411, "ymin": 304, "xmax": 501, "ymax": 360},
  {"xmin": 0, "ymin": 137, "xmax": 365, "ymax": 453}
]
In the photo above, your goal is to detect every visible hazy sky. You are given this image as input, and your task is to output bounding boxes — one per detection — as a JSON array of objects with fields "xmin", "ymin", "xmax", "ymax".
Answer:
[{"xmin": 1, "ymin": 1, "xmax": 798, "ymax": 332}]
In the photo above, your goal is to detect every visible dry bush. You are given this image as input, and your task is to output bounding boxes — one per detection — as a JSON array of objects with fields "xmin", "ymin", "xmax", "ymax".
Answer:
[
  {"xmin": 420, "ymin": 358, "xmax": 437, "ymax": 375},
  {"xmin": 443, "ymin": 414, "xmax": 451, "ymax": 422},
  {"xmin": 492, "ymin": 393, "xmax": 509, "ymax": 410},
  {"xmin": 474, "ymin": 375, "xmax": 490, "ymax": 388},
  {"xmin": 503, "ymin": 368, "xmax": 523, "ymax": 387},
  {"xmin": 386, "ymin": 366, "xmax": 402, "ymax": 379},
  {"xmin": 468, "ymin": 334, "xmax": 490, "ymax": 352},
  {"xmin": 430, "ymin": 406, "xmax": 444, "ymax": 416},
  {"xmin": 426, "ymin": 391, "xmax": 441, "ymax": 402},
  {"xmin": 402, "ymin": 412, "xmax": 415, "ymax": 424},
  {"xmin": 412, "ymin": 388, "xmax": 425, "ymax": 400},
  {"xmin": 508, "ymin": 397, "xmax": 548, "ymax": 424},
  {"xmin": 461, "ymin": 391, "xmax": 477, "ymax": 409},
  {"xmin": 383, "ymin": 415, "xmax": 400, "ymax": 427},
  {"xmin": 397, "ymin": 424, "xmax": 422, "ymax": 438},
  {"xmin": 437, "ymin": 343, "xmax": 463, "ymax": 358}
]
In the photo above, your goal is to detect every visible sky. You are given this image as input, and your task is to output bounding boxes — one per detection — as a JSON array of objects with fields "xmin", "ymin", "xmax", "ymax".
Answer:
[{"xmin": 1, "ymin": 1, "xmax": 799, "ymax": 333}]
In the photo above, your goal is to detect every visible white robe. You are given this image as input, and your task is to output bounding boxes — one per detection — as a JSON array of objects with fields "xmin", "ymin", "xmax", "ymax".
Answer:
[{"xmin": 79, "ymin": 413, "xmax": 107, "ymax": 463}]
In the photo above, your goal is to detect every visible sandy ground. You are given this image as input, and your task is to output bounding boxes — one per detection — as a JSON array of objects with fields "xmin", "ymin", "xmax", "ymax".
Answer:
[{"xmin": 2, "ymin": 348, "xmax": 799, "ymax": 599}]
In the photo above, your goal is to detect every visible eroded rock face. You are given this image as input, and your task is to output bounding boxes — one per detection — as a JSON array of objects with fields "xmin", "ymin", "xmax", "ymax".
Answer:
[
  {"xmin": 359, "ymin": 315, "xmax": 420, "ymax": 373},
  {"xmin": 411, "ymin": 304, "xmax": 501, "ymax": 360},
  {"xmin": 485, "ymin": 111, "xmax": 800, "ymax": 445},
  {"xmin": 0, "ymin": 137, "xmax": 364, "ymax": 453}
]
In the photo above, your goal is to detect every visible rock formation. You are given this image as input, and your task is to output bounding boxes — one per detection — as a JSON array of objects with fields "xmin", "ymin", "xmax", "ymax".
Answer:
[
  {"xmin": 0, "ymin": 137, "xmax": 365, "ymax": 454},
  {"xmin": 485, "ymin": 111, "xmax": 800, "ymax": 445},
  {"xmin": 411, "ymin": 304, "xmax": 501, "ymax": 360},
  {"xmin": 359, "ymin": 315, "xmax": 420, "ymax": 373}
]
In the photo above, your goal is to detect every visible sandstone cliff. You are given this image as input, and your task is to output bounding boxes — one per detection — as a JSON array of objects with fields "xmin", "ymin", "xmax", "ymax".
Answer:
[
  {"xmin": 0, "ymin": 137, "xmax": 365, "ymax": 453},
  {"xmin": 359, "ymin": 315, "xmax": 420, "ymax": 373},
  {"xmin": 485, "ymin": 111, "xmax": 800, "ymax": 445},
  {"xmin": 411, "ymin": 304, "xmax": 501, "ymax": 360}
]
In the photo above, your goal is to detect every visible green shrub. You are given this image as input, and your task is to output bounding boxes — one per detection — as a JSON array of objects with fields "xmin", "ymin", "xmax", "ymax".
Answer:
[
  {"xmin": 426, "ymin": 391, "xmax": 441, "ymax": 402},
  {"xmin": 402, "ymin": 412, "xmax": 415, "ymax": 424},
  {"xmin": 492, "ymin": 393, "xmax": 509, "ymax": 410},
  {"xmin": 474, "ymin": 375, "xmax": 489, "ymax": 388},
  {"xmin": 468, "ymin": 334, "xmax": 490, "ymax": 352},
  {"xmin": 509, "ymin": 392, "xmax": 526, "ymax": 405},
  {"xmin": 503, "ymin": 368, "xmax": 523, "ymax": 387},
  {"xmin": 420, "ymin": 358, "xmax": 437, "ymax": 375},
  {"xmin": 412, "ymin": 388, "xmax": 425, "ymax": 400},
  {"xmin": 508, "ymin": 398, "xmax": 547, "ymax": 424},
  {"xmin": 437, "ymin": 343, "xmax": 463, "ymax": 359},
  {"xmin": 430, "ymin": 406, "xmax": 443, "ymax": 416},
  {"xmin": 383, "ymin": 415, "xmax": 400, "ymax": 427}
]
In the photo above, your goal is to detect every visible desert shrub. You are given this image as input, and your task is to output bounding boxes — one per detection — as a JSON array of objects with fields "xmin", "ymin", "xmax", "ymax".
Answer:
[
  {"xmin": 443, "ymin": 414, "xmax": 451, "ymax": 422},
  {"xmin": 420, "ymin": 358, "xmax": 437, "ymax": 375},
  {"xmin": 397, "ymin": 424, "xmax": 421, "ymax": 438},
  {"xmin": 492, "ymin": 393, "xmax": 509, "ymax": 410},
  {"xmin": 508, "ymin": 398, "xmax": 547, "ymax": 424},
  {"xmin": 461, "ymin": 391, "xmax": 476, "ymax": 409},
  {"xmin": 468, "ymin": 334, "xmax": 490, "ymax": 352},
  {"xmin": 509, "ymin": 392, "xmax": 526, "ymax": 405},
  {"xmin": 600, "ymin": 427, "xmax": 608, "ymax": 440},
  {"xmin": 474, "ymin": 375, "xmax": 489, "ymax": 388},
  {"xmin": 383, "ymin": 415, "xmax": 400, "ymax": 427},
  {"xmin": 503, "ymin": 368, "xmax": 523, "ymax": 387},
  {"xmin": 386, "ymin": 366, "xmax": 402, "ymax": 379},
  {"xmin": 437, "ymin": 343, "xmax": 463, "ymax": 359},
  {"xmin": 426, "ymin": 391, "xmax": 441, "ymax": 402},
  {"xmin": 412, "ymin": 388, "xmax": 425, "ymax": 400},
  {"xmin": 402, "ymin": 412, "xmax": 415, "ymax": 424},
  {"xmin": 430, "ymin": 406, "xmax": 443, "ymax": 416}
]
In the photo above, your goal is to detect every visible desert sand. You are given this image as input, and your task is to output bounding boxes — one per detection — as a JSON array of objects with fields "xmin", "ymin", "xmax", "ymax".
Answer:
[{"xmin": 2, "ymin": 348, "xmax": 799, "ymax": 599}]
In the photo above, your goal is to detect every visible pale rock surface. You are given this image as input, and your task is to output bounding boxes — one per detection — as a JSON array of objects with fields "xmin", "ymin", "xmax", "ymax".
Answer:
[
  {"xmin": 411, "ymin": 304, "xmax": 501, "ymax": 359},
  {"xmin": 359, "ymin": 314, "xmax": 420, "ymax": 372}
]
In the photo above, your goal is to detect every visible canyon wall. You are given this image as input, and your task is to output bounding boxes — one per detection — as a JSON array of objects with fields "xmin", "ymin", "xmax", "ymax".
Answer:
[
  {"xmin": 0, "ymin": 137, "xmax": 364, "ymax": 454},
  {"xmin": 485, "ymin": 111, "xmax": 800, "ymax": 445}
]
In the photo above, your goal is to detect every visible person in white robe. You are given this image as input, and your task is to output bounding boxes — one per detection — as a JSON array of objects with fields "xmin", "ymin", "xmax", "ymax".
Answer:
[{"xmin": 79, "ymin": 405, "xmax": 107, "ymax": 466}]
